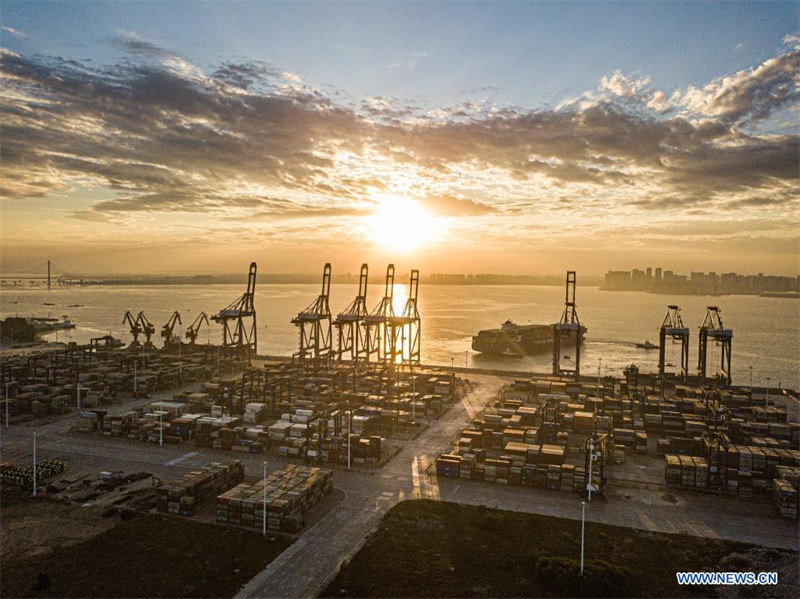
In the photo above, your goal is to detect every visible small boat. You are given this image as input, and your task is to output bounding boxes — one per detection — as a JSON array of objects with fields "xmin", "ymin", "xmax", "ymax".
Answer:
[
  {"xmin": 636, "ymin": 340, "xmax": 658, "ymax": 350},
  {"xmin": 29, "ymin": 316, "xmax": 76, "ymax": 332}
]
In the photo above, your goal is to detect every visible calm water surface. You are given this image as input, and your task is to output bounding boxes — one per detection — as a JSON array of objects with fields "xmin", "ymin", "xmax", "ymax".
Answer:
[{"xmin": 2, "ymin": 284, "xmax": 797, "ymax": 390}]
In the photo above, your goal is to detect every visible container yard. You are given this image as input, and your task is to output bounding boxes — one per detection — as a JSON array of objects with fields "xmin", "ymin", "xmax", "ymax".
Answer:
[
  {"xmin": 216, "ymin": 464, "xmax": 333, "ymax": 532},
  {"xmin": 2, "ymin": 264, "xmax": 798, "ymax": 599},
  {"xmin": 155, "ymin": 460, "xmax": 245, "ymax": 516},
  {"xmin": 437, "ymin": 373, "xmax": 800, "ymax": 518}
]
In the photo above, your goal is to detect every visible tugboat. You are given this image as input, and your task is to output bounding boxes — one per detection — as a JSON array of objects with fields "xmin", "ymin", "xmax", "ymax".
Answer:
[{"xmin": 635, "ymin": 339, "xmax": 658, "ymax": 350}]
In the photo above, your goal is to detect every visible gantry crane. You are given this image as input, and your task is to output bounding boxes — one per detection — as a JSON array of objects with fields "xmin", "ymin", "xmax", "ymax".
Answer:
[
  {"xmin": 553, "ymin": 271, "xmax": 583, "ymax": 377},
  {"xmin": 698, "ymin": 306, "xmax": 732, "ymax": 385},
  {"xmin": 333, "ymin": 264, "xmax": 370, "ymax": 364},
  {"xmin": 387, "ymin": 269, "xmax": 421, "ymax": 367},
  {"xmin": 123, "ymin": 311, "xmax": 142, "ymax": 349},
  {"xmin": 292, "ymin": 263, "xmax": 333, "ymax": 368},
  {"xmin": 211, "ymin": 262, "xmax": 257, "ymax": 360},
  {"xmin": 161, "ymin": 311, "xmax": 181, "ymax": 349},
  {"xmin": 659, "ymin": 305, "xmax": 690, "ymax": 380},
  {"xmin": 364, "ymin": 264, "xmax": 395, "ymax": 363},
  {"xmin": 136, "ymin": 311, "xmax": 156, "ymax": 349},
  {"xmin": 185, "ymin": 311, "xmax": 209, "ymax": 345}
]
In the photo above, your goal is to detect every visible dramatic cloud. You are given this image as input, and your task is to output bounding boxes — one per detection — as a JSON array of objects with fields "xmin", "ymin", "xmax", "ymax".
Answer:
[
  {"xmin": 0, "ymin": 40, "xmax": 798, "ymax": 273},
  {"xmin": 676, "ymin": 49, "xmax": 800, "ymax": 123}
]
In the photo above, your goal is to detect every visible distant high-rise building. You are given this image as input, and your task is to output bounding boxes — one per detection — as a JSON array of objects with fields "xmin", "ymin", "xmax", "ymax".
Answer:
[
  {"xmin": 655, "ymin": 267, "xmax": 662, "ymax": 282},
  {"xmin": 604, "ymin": 270, "xmax": 631, "ymax": 290},
  {"xmin": 646, "ymin": 267, "xmax": 652, "ymax": 279}
]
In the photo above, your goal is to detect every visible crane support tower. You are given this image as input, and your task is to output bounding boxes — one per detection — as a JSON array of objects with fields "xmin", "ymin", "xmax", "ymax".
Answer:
[
  {"xmin": 659, "ymin": 305, "xmax": 690, "ymax": 380},
  {"xmin": 292, "ymin": 263, "xmax": 333, "ymax": 368},
  {"xmin": 123, "ymin": 311, "xmax": 142, "ymax": 349},
  {"xmin": 553, "ymin": 271, "xmax": 582, "ymax": 377},
  {"xmin": 698, "ymin": 306, "xmax": 732, "ymax": 386},
  {"xmin": 334, "ymin": 264, "xmax": 370, "ymax": 363},
  {"xmin": 161, "ymin": 311, "xmax": 181, "ymax": 349},
  {"xmin": 185, "ymin": 312, "xmax": 209, "ymax": 345},
  {"xmin": 211, "ymin": 262, "xmax": 257, "ymax": 360},
  {"xmin": 387, "ymin": 269, "xmax": 421, "ymax": 367},
  {"xmin": 364, "ymin": 264, "xmax": 395, "ymax": 363}
]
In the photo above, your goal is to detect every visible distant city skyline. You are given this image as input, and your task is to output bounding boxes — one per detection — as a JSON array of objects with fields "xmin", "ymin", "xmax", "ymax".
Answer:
[
  {"xmin": 604, "ymin": 266, "xmax": 798, "ymax": 295},
  {"xmin": 1, "ymin": 1, "xmax": 798, "ymax": 276}
]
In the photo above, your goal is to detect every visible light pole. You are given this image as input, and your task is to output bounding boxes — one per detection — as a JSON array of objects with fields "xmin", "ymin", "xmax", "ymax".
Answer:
[
  {"xmin": 134, "ymin": 360, "xmax": 138, "ymax": 396},
  {"xmin": 77, "ymin": 384, "xmax": 82, "ymax": 413},
  {"xmin": 262, "ymin": 461, "xmax": 267, "ymax": 535},
  {"xmin": 347, "ymin": 404, "xmax": 352, "ymax": 471},
  {"xmin": 587, "ymin": 438, "xmax": 594, "ymax": 502},
  {"xmin": 5, "ymin": 382, "xmax": 10, "ymax": 428},
  {"xmin": 749, "ymin": 366, "xmax": 753, "ymax": 390},
  {"xmin": 580, "ymin": 501, "xmax": 586, "ymax": 576},
  {"xmin": 412, "ymin": 372, "xmax": 416, "ymax": 424},
  {"xmin": 159, "ymin": 397, "xmax": 164, "ymax": 447},
  {"xmin": 765, "ymin": 377, "xmax": 771, "ymax": 407},
  {"xmin": 217, "ymin": 347, "xmax": 221, "ymax": 376},
  {"xmin": 597, "ymin": 358, "xmax": 602, "ymax": 388},
  {"xmin": 32, "ymin": 432, "xmax": 37, "ymax": 497}
]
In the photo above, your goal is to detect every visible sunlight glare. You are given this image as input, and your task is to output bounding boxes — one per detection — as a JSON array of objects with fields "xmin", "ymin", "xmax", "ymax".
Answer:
[{"xmin": 368, "ymin": 196, "xmax": 441, "ymax": 252}]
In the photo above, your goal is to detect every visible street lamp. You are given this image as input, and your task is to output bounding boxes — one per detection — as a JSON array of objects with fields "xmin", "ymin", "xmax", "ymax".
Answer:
[
  {"xmin": 411, "ymin": 372, "xmax": 416, "ymax": 424},
  {"xmin": 580, "ymin": 501, "xmax": 586, "ymax": 576},
  {"xmin": 159, "ymin": 397, "xmax": 164, "ymax": 447},
  {"xmin": 765, "ymin": 377, "xmax": 771, "ymax": 407},
  {"xmin": 262, "ymin": 461, "xmax": 267, "ymax": 535},
  {"xmin": 32, "ymin": 432, "xmax": 37, "ymax": 497},
  {"xmin": 347, "ymin": 403, "xmax": 352, "ymax": 471},
  {"xmin": 5, "ymin": 382, "xmax": 10, "ymax": 429},
  {"xmin": 749, "ymin": 366, "xmax": 753, "ymax": 390}
]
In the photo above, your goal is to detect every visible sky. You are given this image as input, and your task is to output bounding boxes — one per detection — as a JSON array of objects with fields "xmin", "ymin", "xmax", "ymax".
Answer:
[{"xmin": 1, "ymin": 1, "xmax": 798, "ymax": 277}]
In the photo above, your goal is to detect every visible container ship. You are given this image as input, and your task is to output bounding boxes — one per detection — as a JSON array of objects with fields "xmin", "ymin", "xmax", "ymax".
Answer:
[{"xmin": 472, "ymin": 320, "xmax": 587, "ymax": 356}]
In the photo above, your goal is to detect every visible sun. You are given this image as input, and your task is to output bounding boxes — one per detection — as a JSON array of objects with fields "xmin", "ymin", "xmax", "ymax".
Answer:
[{"xmin": 368, "ymin": 196, "xmax": 441, "ymax": 252}]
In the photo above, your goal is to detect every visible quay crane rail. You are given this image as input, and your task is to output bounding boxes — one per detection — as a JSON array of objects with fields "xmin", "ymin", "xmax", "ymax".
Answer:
[
  {"xmin": 698, "ymin": 306, "xmax": 732, "ymax": 386},
  {"xmin": 211, "ymin": 262, "xmax": 257, "ymax": 360}
]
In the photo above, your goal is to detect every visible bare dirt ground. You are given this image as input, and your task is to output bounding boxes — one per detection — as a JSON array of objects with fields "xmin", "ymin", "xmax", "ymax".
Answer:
[{"xmin": 1, "ymin": 494, "xmax": 117, "ymax": 563}]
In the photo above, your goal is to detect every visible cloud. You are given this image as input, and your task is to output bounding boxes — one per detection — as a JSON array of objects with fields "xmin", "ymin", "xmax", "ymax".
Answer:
[
  {"xmin": 0, "ymin": 39, "xmax": 797, "ymax": 229},
  {"xmin": 1, "ymin": 26, "xmax": 29, "ymax": 39},
  {"xmin": 420, "ymin": 194, "xmax": 496, "ymax": 216},
  {"xmin": 675, "ymin": 49, "xmax": 800, "ymax": 123}
]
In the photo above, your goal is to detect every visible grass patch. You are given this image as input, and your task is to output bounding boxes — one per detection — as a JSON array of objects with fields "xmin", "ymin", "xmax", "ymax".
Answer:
[
  {"xmin": 322, "ymin": 500, "xmax": 797, "ymax": 598},
  {"xmin": 0, "ymin": 512, "xmax": 292, "ymax": 598}
]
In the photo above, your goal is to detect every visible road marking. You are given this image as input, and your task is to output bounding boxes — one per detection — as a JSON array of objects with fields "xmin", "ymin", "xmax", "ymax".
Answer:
[
  {"xmin": 636, "ymin": 509, "xmax": 659, "ymax": 531},
  {"xmin": 166, "ymin": 451, "xmax": 198, "ymax": 466}
]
